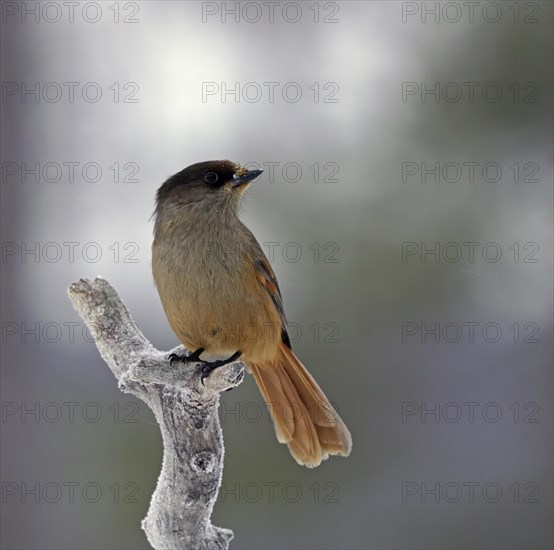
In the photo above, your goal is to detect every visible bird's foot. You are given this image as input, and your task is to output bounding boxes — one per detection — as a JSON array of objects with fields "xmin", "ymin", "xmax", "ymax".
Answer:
[
  {"xmin": 169, "ymin": 347, "xmax": 204, "ymax": 365},
  {"xmin": 200, "ymin": 351, "xmax": 242, "ymax": 386}
]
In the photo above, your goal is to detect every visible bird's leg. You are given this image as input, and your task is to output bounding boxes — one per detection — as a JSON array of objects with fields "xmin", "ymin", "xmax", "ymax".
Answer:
[
  {"xmin": 200, "ymin": 351, "xmax": 242, "ymax": 385},
  {"xmin": 169, "ymin": 347, "xmax": 205, "ymax": 365},
  {"xmin": 168, "ymin": 349, "xmax": 242, "ymax": 385}
]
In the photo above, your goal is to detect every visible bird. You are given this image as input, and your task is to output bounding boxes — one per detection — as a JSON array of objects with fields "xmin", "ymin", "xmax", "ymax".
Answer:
[{"xmin": 151, "ymin": 160, "xmax": 352, "ymax": 467}]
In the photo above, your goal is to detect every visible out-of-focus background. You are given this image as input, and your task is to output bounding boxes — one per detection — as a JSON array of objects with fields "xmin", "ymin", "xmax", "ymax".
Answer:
[{"xmin": 1, "ymin": 1, "xmax": 552, "ymax": 548}]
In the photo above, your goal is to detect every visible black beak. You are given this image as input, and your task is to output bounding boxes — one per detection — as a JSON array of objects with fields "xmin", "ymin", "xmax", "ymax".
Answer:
[{"xmin": 232, "ymin": 169, "xmax": 263, "ymax": 187}]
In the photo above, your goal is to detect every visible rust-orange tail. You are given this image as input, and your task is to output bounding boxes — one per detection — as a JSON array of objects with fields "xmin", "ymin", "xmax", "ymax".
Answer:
[{"xmin": 250, "ymin": 342, "xmax": 352, "ymax": 468}]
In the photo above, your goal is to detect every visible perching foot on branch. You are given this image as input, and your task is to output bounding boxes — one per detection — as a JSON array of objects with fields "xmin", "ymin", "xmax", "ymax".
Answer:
[{"xmin": 67, "ymin": 277, "xmax": 244, "ymax": 550}]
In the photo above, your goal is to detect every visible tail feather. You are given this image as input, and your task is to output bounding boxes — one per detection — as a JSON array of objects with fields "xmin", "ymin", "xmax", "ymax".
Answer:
[
  {"xmin": 280, "ymin": 344, "xmax": 343, "ymax": 427},
  {"xmin": 250, "ymin": 363, "xmax": 294, "ymax": 443},
  {"xmin": 276, "ymin": 364, "xmax": 322, "ymax": 463},
  {"xmin": 250, "ymin": 343, "xmax": 352, "ymax": 468}
]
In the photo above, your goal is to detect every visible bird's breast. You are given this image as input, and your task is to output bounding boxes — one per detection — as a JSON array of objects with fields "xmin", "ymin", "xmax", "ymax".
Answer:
[{"xmin": 152, "ymin": 227, "xmax": 281, "ymax": 362}]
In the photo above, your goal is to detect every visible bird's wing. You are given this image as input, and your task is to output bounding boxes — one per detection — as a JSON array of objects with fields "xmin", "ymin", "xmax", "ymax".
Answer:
[
  {"xmin": 242, "ymin": 225, "xmax": 291, "ymax": 348},
  {"xmin": 254, "ymin": 255, "xmax": 287, "ymax": 328}
]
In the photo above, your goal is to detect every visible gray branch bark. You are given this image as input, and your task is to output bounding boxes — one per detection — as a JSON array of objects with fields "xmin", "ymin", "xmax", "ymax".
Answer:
[{"xmin": 68, "ymin": 277, "xmax": 244, "ymax": 550}]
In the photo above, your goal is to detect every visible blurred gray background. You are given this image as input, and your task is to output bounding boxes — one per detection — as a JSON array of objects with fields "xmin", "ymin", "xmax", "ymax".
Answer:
[{"xmin": 1, "ymin": 1, "xmax": 552, "ymax": 548}]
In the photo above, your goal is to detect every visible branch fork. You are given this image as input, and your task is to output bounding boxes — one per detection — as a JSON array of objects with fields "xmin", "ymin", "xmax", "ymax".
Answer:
[{"xmin": 68, "ymin": 277, "xmax": 243, "ymax": 549}]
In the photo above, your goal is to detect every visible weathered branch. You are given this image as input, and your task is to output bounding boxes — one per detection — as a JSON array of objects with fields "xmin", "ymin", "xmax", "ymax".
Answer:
[{"xmin": 68, "ymin": 277, "xmax": 244, "ymax": 550}]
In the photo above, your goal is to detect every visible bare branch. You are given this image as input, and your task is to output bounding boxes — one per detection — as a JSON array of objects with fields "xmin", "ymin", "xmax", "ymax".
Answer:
[{"xmin": 68, "ymin": 277, "xmax": 243, "ymax": 549}]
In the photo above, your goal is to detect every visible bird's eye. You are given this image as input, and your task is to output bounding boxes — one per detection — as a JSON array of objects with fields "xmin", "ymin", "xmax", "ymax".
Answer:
[{"xmin": 204, "ymin": 172, "xmax": 219, "ymax": 184}]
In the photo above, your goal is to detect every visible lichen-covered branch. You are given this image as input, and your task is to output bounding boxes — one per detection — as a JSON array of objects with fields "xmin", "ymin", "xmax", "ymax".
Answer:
[{"xmin": 68, "ymin": 277, "xmax": 244, "ymax": 550}]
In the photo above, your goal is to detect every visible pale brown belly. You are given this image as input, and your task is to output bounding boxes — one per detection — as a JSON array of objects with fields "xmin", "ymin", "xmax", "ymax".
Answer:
[{"xmin": 153, "ymin": 247, "xmax": 281, "ymax": 363}]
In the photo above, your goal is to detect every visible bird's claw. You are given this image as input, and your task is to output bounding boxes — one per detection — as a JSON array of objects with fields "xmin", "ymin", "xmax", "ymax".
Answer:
[
  {"xmin": 199, "ymin": 351, "xmax": 242, "ymax": 386},
  {"xmin": 168, "ymin": 353, "xmax": 191, "ymax": 365},
  {"xmin": 169, "ymin": 350, "xmax": 241, "ymax": 385},
  {"xmin": 168, "ymin": 348, "xmax": 205, "ymax": 366},
  {"xmin": 200, "ymin": 361, "xmax": 225, "ymax": 386}
]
